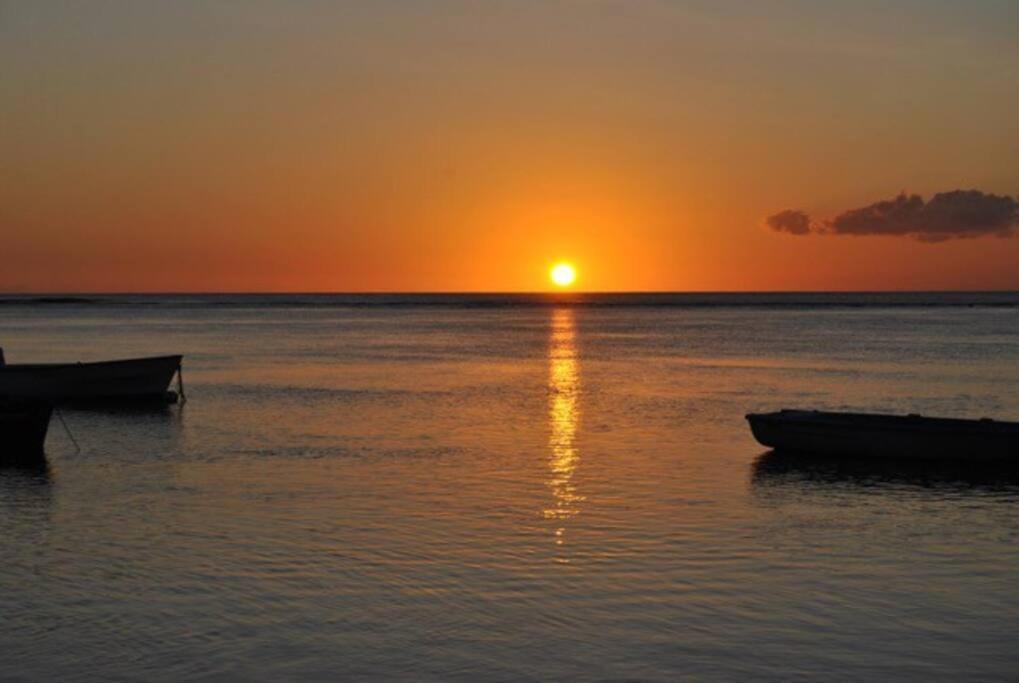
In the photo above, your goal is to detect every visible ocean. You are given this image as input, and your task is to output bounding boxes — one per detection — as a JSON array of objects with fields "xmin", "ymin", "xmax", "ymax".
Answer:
[{"xmin": 1, "ymin": 293, "xmax": 1018, "ymax": 681}]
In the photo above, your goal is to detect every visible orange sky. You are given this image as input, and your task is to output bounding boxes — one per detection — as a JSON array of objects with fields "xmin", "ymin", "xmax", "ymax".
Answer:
[{"xmin": 2, "ymin": 2, "xmax": 1017, "ymax": 292}]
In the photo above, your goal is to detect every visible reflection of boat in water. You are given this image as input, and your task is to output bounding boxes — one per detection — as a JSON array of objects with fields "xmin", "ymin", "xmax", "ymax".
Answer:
[
  {"xmin": 0, "ymin": 458, "xmax": 52, "ymax": 522},
  {"xmin": 0, "ymin": 398, "xmax": 52, "ymax": 461},
  {"xmin": 747, "ymin": 409, "xmax": 1019, "ymax": 460},
  {"xmin": 0, "ymin": 352, "xmax": 182, "ymax": 406},
  {"xmin": 752, "ymin": 449, "xmax": 1019, "ymax": 493}
]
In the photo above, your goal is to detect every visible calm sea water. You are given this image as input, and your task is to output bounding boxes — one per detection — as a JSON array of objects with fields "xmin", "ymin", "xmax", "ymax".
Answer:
[{"xmin": 1, "ymin": 293, "xmax": 1018, "ymax": 681}]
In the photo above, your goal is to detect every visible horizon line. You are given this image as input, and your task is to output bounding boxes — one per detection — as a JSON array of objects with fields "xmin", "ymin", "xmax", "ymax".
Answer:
[{"xmin": 2, "ymin": 289, "xmax": 1018, "ymax": 296}]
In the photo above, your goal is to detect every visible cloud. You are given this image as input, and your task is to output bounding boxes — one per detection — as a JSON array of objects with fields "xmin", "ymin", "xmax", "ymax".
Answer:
[
  {"xmin": 767, "ymin": 190, "xmax": 1019, "ymax": 242},
  {"xmin": 764, "ymin": 209, "xmax": 812, "ymax": 235}
]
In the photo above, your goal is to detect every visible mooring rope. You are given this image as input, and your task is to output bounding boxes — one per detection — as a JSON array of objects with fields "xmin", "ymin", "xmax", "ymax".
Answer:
[
  {"xmin": 177, "ymin": 365, "xmax": 187, "ymax": 405},
  {"xmin": 54, "ymin": 408, "xmax": 81, "ymax": 454}
]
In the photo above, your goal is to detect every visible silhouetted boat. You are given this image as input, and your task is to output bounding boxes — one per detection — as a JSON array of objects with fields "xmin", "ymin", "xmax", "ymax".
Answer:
[
  {"xmin": 0, "ymin": 354, "xmax": 182, "ymax": 405},
  {"xmin": 746, "ymin": 409, "xmax": 1019, "ymax": 460},
  {"xmin": 0, "ymin": 398, "xmax": 53, "ymax": 458}
]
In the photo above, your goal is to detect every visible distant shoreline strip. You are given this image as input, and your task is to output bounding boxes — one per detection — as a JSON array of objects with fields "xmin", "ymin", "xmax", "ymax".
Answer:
[{"xmin": 0, "ymin": 294, "xmax": 1016, "ymax": 309}]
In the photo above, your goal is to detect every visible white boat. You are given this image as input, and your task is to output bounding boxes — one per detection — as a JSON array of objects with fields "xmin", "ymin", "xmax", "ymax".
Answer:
[
  {"xmin": 0, "ymin": 353, "xmax": 182, "ymax": 405},
  {"xmin": 747, "ymin": 409, "xmax": 1019, "ymax": 460}
]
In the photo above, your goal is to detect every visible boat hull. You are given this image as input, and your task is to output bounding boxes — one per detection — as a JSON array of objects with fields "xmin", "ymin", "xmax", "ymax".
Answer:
[
  {"xmin": 747, "ymin": 410, "xmax": 1019, "ymax": 460},
  {"xmin": 0, "ymin": 355, "xmax": 181, "ymax": 404},
  {"xmin": 0, "ymin": 399, "xmax": 53, "ymax": 459}
]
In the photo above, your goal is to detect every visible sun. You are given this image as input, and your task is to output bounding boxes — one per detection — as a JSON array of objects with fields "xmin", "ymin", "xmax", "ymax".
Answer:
[{"xmin": 550, "ymin": 262, "xmax": 577, "ymax": 288}]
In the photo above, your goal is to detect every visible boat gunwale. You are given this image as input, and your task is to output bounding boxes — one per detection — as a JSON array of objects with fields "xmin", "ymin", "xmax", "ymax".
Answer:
[
  {"xmin": 0, "ymin": 354, "xmax": 182, "ymax": 372},
  {"xmin": 746, "ymin": 410, "xmax": 1019, "ymax": 435}
]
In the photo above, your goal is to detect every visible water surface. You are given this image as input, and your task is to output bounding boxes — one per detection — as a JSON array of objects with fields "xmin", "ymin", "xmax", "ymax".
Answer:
[{"xmin": 1, "ymin": 294, "xmax": 1017, "ymax": 680}]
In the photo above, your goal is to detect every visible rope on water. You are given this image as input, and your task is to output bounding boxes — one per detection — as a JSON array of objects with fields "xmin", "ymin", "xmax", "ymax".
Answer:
[
  {"xmin": 55, "ymin": 408, "xmax": 81, "ymax": 454},
  {"xmin": 177, "ymin": 365, "xmax": 187, "ymax": 405}
]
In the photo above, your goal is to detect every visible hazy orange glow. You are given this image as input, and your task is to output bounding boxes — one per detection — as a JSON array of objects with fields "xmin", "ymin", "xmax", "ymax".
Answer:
[{"xmin": 1, "ymin": 3, "xmax": 1017, "ymax": 292}]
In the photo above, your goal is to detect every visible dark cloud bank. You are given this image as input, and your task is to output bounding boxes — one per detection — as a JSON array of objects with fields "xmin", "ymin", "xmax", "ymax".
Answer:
[{"xmin": 767, "ymin": 190, "xmax": 1019, "ymax": 242}]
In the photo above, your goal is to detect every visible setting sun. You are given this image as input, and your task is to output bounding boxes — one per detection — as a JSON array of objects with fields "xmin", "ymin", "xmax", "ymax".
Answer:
[{"xmin": 550, "ymin": 263, "xmax": 577, "ymax": 288}]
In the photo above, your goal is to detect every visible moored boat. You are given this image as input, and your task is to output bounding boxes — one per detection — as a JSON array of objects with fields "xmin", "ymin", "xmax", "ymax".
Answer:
[
  {"xmin": 0, "ymin": 398, "xmax": 53, "ymax": 459},
  {"xmin": 746, "ymin": 409, "xmax": 1019, "ymax": 460},
  {"xmin": 0, "ymin": 352, "xmax": 182, "ymax": 405}
]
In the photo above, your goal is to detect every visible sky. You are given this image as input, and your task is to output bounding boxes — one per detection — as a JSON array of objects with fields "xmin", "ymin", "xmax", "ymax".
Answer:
[{"xmin": 2, "ymin": 0, "xmax": 1017, "ymax": 292}]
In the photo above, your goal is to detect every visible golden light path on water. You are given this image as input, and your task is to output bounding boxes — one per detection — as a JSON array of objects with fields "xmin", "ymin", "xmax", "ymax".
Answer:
[{"xmin": 546, "ymin": 307, "xmax": 584, "ymax": 555}]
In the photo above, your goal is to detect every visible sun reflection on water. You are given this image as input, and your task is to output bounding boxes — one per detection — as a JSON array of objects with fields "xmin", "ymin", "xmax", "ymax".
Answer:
[{"xmin": 546, "ymin": 307, "xmax": 583, "ymax": 553}]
